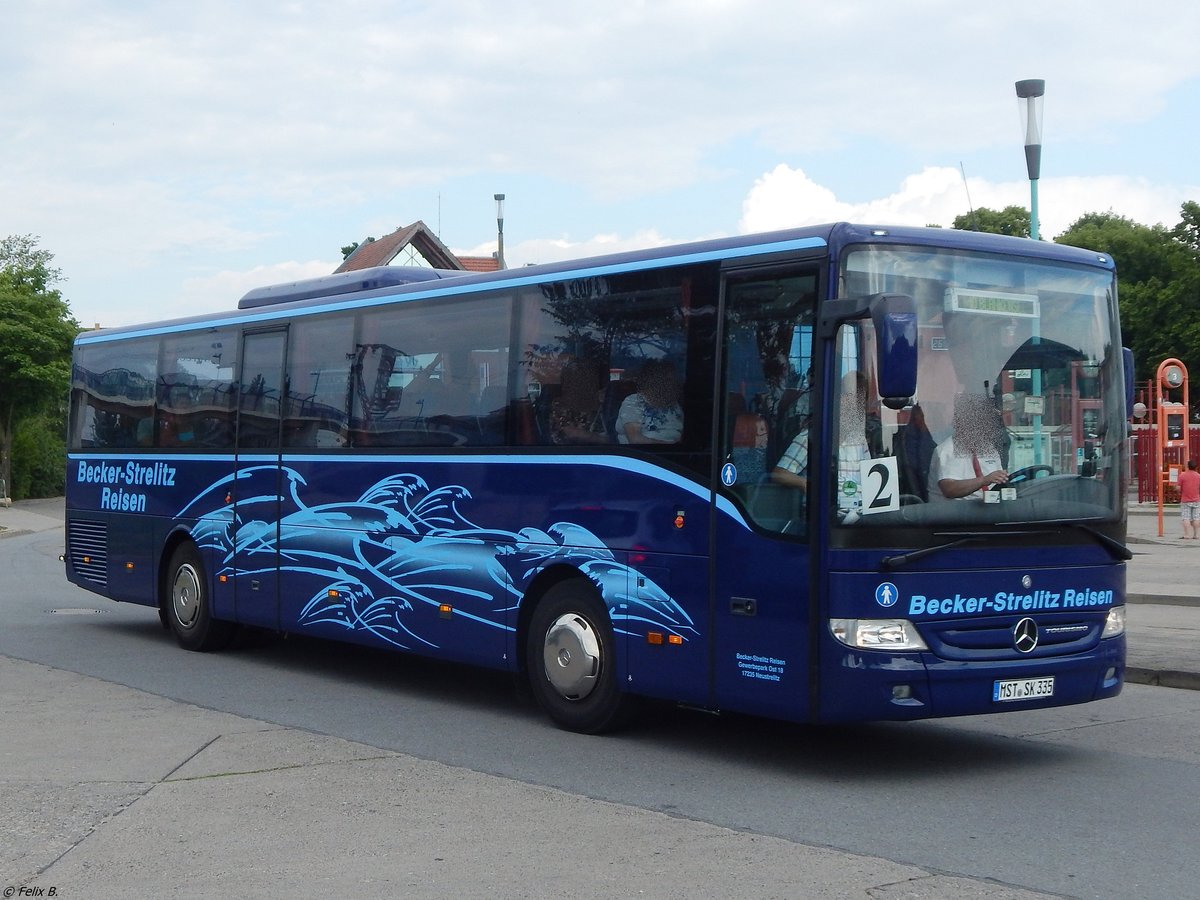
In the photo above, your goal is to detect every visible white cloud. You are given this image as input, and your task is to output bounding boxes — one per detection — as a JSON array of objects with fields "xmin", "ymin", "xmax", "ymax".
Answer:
[
  {"xmin": 740, "ymin": 165, "xmax": 1198, "ymax": 239},
  {"xmin": 170, "ymin": 260, "xmax": 339, "ymax": 322},
  {"xmin": 456, "ymin": 230, "xmax": 682, "ymax": 269},
  {"xmin": 739, "ymin": 165, "xmax": 857, "ymax": 232}
]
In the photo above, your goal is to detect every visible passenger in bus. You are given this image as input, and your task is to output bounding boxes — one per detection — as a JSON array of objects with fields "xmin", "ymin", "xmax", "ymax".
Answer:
[
  {"xmin": 157, "ymin": 410, "xmax": 194, "ymax": 447},
  {"xmin": 928, "ymin": 393, "xmax": 1009, "ymax": 499},
  {"xmin": 731, "ymin": 413, "xmax": 770, "ymax": 483},
  {"xmin": 899, "ymin": 403, "xmax": 936, "ymax": 501},
  {"xmin": 550, "ymin": 358, "xmax": 607, "ymax": 444},
  {"xmin": 615, "ymin": 359, "xmax": 683, "ymax": 444},
  {"xmin": 772, "ymin": 372, "xmax": 872, "ymax": 515},
  {"xmin": 770, "ymin": 428, "xmax": 810, "ymax": 492}
]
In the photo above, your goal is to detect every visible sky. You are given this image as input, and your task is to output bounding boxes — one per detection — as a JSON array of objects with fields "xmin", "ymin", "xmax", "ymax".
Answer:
[{"xmin": 4, "ymin": 1, "xmax": 1199, "ymax": 328}]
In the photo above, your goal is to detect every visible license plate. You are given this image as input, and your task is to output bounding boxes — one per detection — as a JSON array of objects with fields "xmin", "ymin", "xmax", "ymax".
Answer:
[{"xmin": 993, "ymin": 676, "xmax": 1055, "ymax": 702}]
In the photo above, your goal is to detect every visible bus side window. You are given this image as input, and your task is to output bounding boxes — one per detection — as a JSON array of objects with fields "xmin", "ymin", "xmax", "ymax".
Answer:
[
  {"xmin": 516, "ymin": 268, "xmax": 695, "ymax": 451},
  {"xmin": 157, "ymin": 330, "xmax": 238, "ymax": 450},
  {"xmin": 285, "ymin": 315, "xmax": 354, "ymax": 450},
  {"xmin": 71, "ymin": 339, "xmax": 158, "ymax": 450},
  {"xmin": 351, "ymin": 295, "xmax": 512, "ymax": 448}
]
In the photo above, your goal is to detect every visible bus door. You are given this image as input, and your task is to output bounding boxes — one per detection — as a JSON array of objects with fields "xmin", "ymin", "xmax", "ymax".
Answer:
[
  {"xmin": 231, "ymin": 328, "xmax": 288, "ymax": 630},
  {"xmin": 712, "ymin": 266, "xmax": 819, "ymax": 721}
]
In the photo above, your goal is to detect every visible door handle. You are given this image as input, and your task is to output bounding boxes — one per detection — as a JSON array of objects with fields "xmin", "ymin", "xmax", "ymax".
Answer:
[{"xmin": 730, "ymin": 596, "xmax": 757, "ymax": 616}]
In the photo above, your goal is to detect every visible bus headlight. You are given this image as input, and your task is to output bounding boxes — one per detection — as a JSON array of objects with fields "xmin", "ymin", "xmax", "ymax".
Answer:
[
  {"xmin": 1102, "ymin": 606, "xmax": 1126, "ymax": 639},
  {"xmin": 830, "ymin": 618, "xmax": 928, "ymax": 651}
]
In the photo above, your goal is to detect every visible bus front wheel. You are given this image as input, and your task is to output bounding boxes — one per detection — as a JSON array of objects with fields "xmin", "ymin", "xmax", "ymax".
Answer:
[
  {"xmin": 526, "ymin": 580, "xmax": 636, "ymax": 733},
  {"xmin": 164, "ymin": 542, "xmax": 234, "ymax": 652}
]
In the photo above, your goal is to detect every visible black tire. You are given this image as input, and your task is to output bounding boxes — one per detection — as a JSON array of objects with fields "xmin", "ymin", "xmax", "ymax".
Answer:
[
  {"xmin": 164, "ymin": 542, "xmax": 234, "ymax": 652},
  {"xmin": 526, "ymin": 580, "xmax": 636, "ymax": 733}
]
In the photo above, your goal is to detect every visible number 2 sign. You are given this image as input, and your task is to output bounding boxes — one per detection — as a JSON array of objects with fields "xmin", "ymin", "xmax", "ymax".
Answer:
[{"xmin": 860, "ymin": 456, "xmax": 900, "ymax": 514}]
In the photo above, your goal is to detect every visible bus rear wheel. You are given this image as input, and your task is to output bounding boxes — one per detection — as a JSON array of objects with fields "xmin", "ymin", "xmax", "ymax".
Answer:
[
  {"xmin": 164, "ymin": 542, "xmax": 234, "ymax": 652},
  {"xmin": 526, "ymin": 580, "xmax": 636, "ymax": 733}
]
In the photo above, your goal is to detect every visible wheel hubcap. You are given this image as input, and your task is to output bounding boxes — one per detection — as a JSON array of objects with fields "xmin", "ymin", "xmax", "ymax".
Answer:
[
  {"xmin": 172, "ymin": 564, "xmax": 201, "ymax": 630},
  {"xmin": 543, "ymin": 613, "xmax": 601, "ymax": 700}
]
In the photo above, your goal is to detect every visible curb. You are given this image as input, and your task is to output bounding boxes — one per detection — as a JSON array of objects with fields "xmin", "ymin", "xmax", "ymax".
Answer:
[
  {"xmin": 1125, "ymin": 667, "xmax": 1200, "ymax": 692},
  {"xmin": 1127, "ymin": 593, "xmax": 1200, "ymax": 607}
]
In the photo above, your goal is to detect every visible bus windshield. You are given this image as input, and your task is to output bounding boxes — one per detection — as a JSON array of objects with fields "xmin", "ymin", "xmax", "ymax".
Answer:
[{"xmin": 835, "ymin": 242, "xmax": 1124, "ymax": 530}]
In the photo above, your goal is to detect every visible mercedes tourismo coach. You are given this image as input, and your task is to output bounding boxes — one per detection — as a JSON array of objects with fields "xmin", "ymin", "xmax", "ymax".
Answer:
[{"xmin": 64, "ymin": 223, "xmax": 1129, "ymax": 732}]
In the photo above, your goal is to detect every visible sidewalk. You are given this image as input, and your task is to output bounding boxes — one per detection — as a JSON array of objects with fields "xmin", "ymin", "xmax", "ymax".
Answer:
[
  {"xmin": 0, "ymin": 496, "xmax": 64, "ymax": 539},
  {"xmin": 1121, "ymin": 503, "xmax": 1200, "ymax": 690},
  {"xmin": 2, "ymin": 498, "xmax": 1197, "ymax": 691}
]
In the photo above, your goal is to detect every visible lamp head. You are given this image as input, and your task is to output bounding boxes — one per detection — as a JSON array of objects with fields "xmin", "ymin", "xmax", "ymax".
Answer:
[
  {"xmin": 1014, "ymin": 79, "xmax": 1045, "ymax": 180},
  {"xmin": 1015, "ymin": 79, "xmax": 1045, "ymax": 100}
]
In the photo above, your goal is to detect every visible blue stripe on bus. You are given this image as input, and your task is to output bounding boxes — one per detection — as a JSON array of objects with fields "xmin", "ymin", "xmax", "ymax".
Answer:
[
  {"xmin": 75, "ymin": 236, "xmax": 827, "ymax": 344},
  {"xmin": 67, "ymin": 452, "xmax": 753, "ymax": 529}
]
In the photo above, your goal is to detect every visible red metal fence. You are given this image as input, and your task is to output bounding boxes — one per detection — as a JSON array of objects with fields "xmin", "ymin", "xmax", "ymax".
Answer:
[{"xmin": 1132, "ymin": 425, "xmax": 1200, "ymax": 502}]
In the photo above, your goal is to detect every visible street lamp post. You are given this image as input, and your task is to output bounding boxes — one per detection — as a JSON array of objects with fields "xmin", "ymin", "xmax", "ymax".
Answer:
[
  {"xmin": 1015, "ymin": 79, "xmax": 1045, "ymax": 240},
  {"xmin": 494, "ymin": 193, "xmax": 506, "ymax": 270},
  {"xmin": 1015, "ymin": 79, "xmax": 1046, "ymax": 464}
]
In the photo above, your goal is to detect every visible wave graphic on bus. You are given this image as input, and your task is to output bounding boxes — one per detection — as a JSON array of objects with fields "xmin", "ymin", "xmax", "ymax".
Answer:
[{"xmin": 181, "ymin": 466, "xmax": 697, "ymax": 650}]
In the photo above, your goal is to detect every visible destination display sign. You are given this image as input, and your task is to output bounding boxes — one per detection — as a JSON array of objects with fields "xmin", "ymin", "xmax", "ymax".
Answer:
[{"xmin": 945, "ymin": 287, "xmax": 1040, "ymax": 318}]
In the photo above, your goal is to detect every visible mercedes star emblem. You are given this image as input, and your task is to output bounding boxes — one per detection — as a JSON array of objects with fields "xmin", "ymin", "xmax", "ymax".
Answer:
[{"xmin": 1013, "ymin": 617, "xmax": 1039, "ymax": 653}]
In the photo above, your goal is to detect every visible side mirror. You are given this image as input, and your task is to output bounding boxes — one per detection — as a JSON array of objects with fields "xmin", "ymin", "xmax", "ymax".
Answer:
[{"xmin": 871, "ymin": 294, "xmax": 918, "ymax": 410}]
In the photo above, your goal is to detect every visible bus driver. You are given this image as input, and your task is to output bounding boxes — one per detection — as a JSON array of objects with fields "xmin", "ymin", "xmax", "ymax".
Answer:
[{"xmin": 929, "ymin": 393, "xmax": 1009, "ymax": 500}]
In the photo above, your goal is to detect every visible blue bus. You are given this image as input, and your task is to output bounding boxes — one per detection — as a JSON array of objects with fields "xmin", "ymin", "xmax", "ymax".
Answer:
[{"xmin": 65, "ymin": 223, "xmax": 1129, "ymax": 732}]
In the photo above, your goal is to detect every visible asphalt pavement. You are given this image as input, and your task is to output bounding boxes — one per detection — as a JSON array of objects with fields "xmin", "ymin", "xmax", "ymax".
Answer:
[{"xmin": 1, "ymin": 497, "xmax": 1197, "ymax": 898}]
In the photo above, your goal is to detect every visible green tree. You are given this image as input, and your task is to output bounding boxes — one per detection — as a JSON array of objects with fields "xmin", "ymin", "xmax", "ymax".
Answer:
[
  {"xmin": 12, "ymin": 410, "xmax": 66, "ymax": 498},
  {"xmin": 1055, "ymin": 208, "xmax": 1200, "ymax": 385},
  {"xmin": 952, "ymin": 205, "xmax": 1031, "ymax": 237},
  {"xmin": 1171, "ymin": 200, "xmax": 1200, "ymax": 260},
  {"xmin": 0, "ymin": 235, "xmax": 79, "ymax": 500},
  {"xmin": 341, "ymin": 236, "xmax": 376, "ymax": 261}
]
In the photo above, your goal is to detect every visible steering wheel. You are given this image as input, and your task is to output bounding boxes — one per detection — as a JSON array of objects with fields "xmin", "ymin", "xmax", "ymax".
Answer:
[{"xmin": 1005, "ymin": 464, "xmax": 1054, "ymax": 485}]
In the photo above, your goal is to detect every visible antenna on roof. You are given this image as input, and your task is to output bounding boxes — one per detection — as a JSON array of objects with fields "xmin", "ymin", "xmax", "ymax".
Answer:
[{"xmin": 959, "ymin": 162, "xmax": 980, "ymax": 232}]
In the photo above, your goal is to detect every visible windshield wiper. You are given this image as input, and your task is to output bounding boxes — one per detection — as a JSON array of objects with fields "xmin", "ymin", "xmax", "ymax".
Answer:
[
  {"xmin": 880, "ymin": 535, "xmax": 986, "ymax": 571},
  {"xmin": 880, "ymin": 524, "xmax": 1132, "ymax": 570}
]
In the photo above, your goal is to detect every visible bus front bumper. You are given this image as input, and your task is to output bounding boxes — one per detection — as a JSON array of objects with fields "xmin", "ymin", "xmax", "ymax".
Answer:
[{"xmin": 817, "ymin": 635, "xmax": 1125, "ymax": 723}]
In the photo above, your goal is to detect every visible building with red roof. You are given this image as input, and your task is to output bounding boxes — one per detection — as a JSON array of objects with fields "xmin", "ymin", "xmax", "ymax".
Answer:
[{"xmin": 335, "ymin": 221, "xmax": 500, "ymax": 274}]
